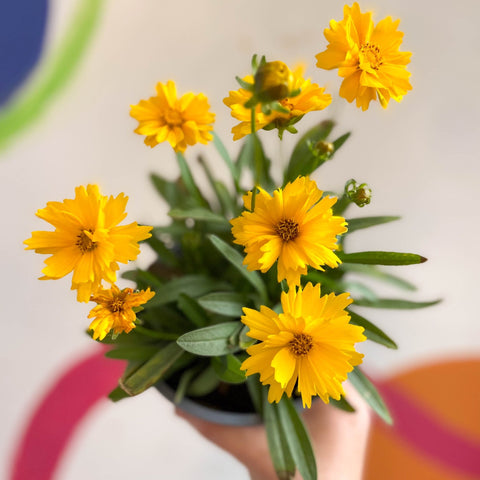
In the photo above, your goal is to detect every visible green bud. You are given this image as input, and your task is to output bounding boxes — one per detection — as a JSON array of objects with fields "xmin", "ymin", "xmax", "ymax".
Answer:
[
  {"xmin": 253, "ymin": 61, "xmax": 293, "ymax": 102},
  {"xmin": 315, "ymin": 140, "xmax": 334, "ymax": 156},
  {"xmin": 345, "ymin": 179, "xmax": 372, "ymax": 207}
]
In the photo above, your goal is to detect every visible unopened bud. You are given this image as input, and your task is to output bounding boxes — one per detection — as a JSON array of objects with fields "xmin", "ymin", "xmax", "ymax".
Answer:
[
  {"xmin": 345, "ymin": 179, "xmax": 372, "ymax": 207},
  {"xmin": 254, "ymin": 61, "xmax": 293, "ymax": 102},
  {"xmin": 315, "ymin": 140, "xmax": 334, "ymax": 156}
]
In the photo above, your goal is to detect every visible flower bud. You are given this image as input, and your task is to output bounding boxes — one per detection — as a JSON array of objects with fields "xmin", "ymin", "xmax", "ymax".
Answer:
[
  {"xmin": 345, "ymin": 179, "xmax": 372, "ymax": 207},
  {"xmin": 315, "ymin": 140, "xmax": 334, "ymax": 156},
  {"xmin": 254, "ymin": 61, "xmax": 293, "ymax": 102}
]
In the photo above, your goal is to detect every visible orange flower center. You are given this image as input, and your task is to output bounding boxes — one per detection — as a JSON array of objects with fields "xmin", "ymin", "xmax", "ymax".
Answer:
[
  {"xmin": 76, "ymin": 229, "xmax": 97, "ymax": 254},
  {"xmin": 107, "ymin": 289, "xmax": 132, "ymax": 313},
  {"xmin": 275, "ymin": 218, "xmax": 299, "ymax": 242},
  {"xmin": 164, "ymin": 108, "xmax": 183, "ymax": 127},
  {"xmin": 359, "ymin": 42, "xmax": 383, "ymax": 70},
  {"xmin": 289, "ymin": 333, "xmax": 313, "ymax": 357}
]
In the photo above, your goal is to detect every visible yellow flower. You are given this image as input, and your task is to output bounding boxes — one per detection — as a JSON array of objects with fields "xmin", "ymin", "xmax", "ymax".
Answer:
[
  {"xmin": 130, "ymin": 80, "xmax": 215, "ymax": 152},
  {"xmin": 230, "ymin": 176, "xmax": 347, "ymax": 285},
  {"xmin": 315, "ymin": 2, "xmax": 412, "ymax": 110},
  {"xmin": 88, "ymin": 285, "xmax": 155, "ymax": 340},
  {"xmin": 24, "ymin": 185, "xmax": 152, "ymax": 302},
  {"xmin": 241, "ymin": 283, "xmax": 365, "ymax": 407},
  {"xmin": 223, "ymin": 66, "xmax": 331, "ymax": 141}
]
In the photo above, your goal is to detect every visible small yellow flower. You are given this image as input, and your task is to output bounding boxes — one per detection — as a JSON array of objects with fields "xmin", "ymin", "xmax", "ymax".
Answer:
[
  {"xmin": 130, "ymin": 80, "xmax": 215, "ymax": 152},
  {"xmin": 230, "ymin": 176, "xmax": 347, "ymax": 285},
  {"xmin": 315, "ymin": 3, "xmax": 412, "ymax": 110},
  {"xmin": 88, "ymin": 285, "xmax": 155, "ymax": 340},
  {"xmin": 24, "ymin": 185, "xmax": 152, "ymax": 302},
  {"xmin": 241, "ymin": 283, "xmax": 365, "ymax": 407},
  {"xmin": 223, "ymin": 66, "xmax": 331, "ymax": 141}
]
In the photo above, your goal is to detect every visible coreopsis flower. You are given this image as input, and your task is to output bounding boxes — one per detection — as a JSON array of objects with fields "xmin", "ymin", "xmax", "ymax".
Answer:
[
  {"xmin": 241, "ymin": 283, "xmax": 366, "ymax": 407},
  {"xmin": 315, "ymin": 2, "xmax": 412, "ymax": 110},
  {"xmin": 230, "ymin": 176, "xmax": 347, "ymax": 285},
  {"xmin": 130, "ymin": 80, "xmax": 215, "ymax": 152},
  {"xmin": 88, "ymin": 285, "xmax": 155, "ymax": 340},
  {"xmin": 224, "ymin": 66, "xmax": 331, "ymax": 140},
  {"xmin": 24, "ymin": 185, "xmax": 152, "ymax": 302}
]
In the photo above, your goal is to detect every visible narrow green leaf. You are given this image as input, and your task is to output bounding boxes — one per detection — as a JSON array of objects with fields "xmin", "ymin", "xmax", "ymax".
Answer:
[
  {"xmin": 108, "ymin": 386, "xmax": 130, "ymax": 402},
  {"xmin": 349, "ymin": 367, "xmax": 392, "ymax": 424},
  {"xmin": 169, "ymin": 207, "xmax": 230, "ymax": 226},
  {"xmin": 212, "ymin": 132, "xmax": 241, "ymax": 193},
  {"xmin": 346, "ymin": 216, "xmax": 401, "ymax": 233},
  {"xmin": 176, "ymin": 152, "xmax": 209, "ymax": 208},
  {"xmin": 263, "ymin": 395, "xmax": 296, "ymax": 479},
  {"xmin": 211, "ymin": 355, "xmax": 246, "ymax": 384},
  {"xmin": 150, "ymin": 173, "xmax": 191, "ymax": 209},
  {"xmin": 198, "ymin": 292, "xmax": 246, "ymax": 317},
  {"xmin": 348, "ymin": 310, "xmax": 397, "ymax": 349},
  {"xmin": 105, "ymin": 345, "xmax": 162, "ymax": 362},
  {"xmin": 177, "ymin": 321, "xmax": 243, "ymax": 356},
  {"xmin": 119, "ymin": 342, "xmax": 184, "ymax": 396},
  {"xmin": 339, "ymin": 251, "xmax": 427, "ymax": 265},
  {"xmin": 277, "ymin": 397, "xmax": 317, "ymax": 480},
  {"xmin": 330, "ymin": 396, "xmax": 355, "ymax": 413},
  {"xmin": 208, "ymin": 234, "xmax": 268, "ymax": 303},
  {"xmin": 237, "ymin": 133, "xmax": 274, "ymax": 190},
  {"xmin": 147, "ymin": 274, "xmax": 227, "ymax": 307},
  {"xmin": 353, "ymin": 298, "xmax": 441, "ymax": 309},
  {"xmin": 144, "ymin": 234, "xmax": 179, "ymax": 266},
  {"xmin": 284, "ymin": 120, "xmax": 334, "ymax": 183},
  {"xmin": 177, "ymin": 294, "xmax": 209, "ymax": 328},
  {"xmin": 341, "ymin": 264, "xmax": 417, "ymax": 291},
  {"xmin": 174, "ymin": 367, "xmax": 198, "ymax": 404},
  {"xmin": 187, "ymin": 365, "xmax": 220, "ymax": 397},
  {"xmin": 332, "ymin": 131, "xmax": 351, "ymax": 150}
]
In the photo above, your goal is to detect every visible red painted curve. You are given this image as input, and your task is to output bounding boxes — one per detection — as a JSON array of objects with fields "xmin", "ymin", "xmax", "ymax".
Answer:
[
  {"xmin": 377, "ymin": 382, "xmax": 480, "ymax": 477},
  {"xmin": 9, "ymin": 346, "xmax": 125, "ymax": 480}
]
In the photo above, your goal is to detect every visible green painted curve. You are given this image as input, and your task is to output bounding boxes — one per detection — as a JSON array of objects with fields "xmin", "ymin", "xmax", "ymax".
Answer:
[{"xmin": 0, "ymin": 0, "xmax": 105, "ymax": 152}]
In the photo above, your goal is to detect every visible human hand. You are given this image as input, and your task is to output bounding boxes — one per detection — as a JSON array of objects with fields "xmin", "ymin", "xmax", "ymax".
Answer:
[{"xmin": 176, "ymin": 382, "xmax": 371, "ymax": 480}]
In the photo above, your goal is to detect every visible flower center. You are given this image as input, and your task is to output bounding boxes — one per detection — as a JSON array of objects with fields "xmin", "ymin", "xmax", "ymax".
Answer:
[
  {"xmin": 76, "ymin": 229, "xmax": 97, "ymax": 254},
  {"xmin": 164, "ymin": 108, "xmax": 183, "ymax": 127},
  {"xmin": 359, "ymin": 42, "xmax": 383, "ymax": 70},
  {"xmin": 275, "ymin": 218, "xmax": 299, "ymax": 242},
  {"xmin": 108, "ymin": 298, "xmax": 125, "ymax": 313},
  {"xmin": 280, "ymin": 98, "xmax": 295, "ymax": 111},
  {"xmin": 289, "ymin": 333, "xmax": 313, "ymax": 357}
]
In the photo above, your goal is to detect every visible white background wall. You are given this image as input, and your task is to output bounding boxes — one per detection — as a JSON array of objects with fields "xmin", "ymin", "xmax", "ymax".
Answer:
[{"xmin": 2, "ymin": 0, "xmax": 479, "ymax": 478}]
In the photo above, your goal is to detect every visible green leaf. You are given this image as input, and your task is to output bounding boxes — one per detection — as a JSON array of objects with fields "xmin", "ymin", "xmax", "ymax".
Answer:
[
  {"xmin": 209, "ymin": 234, "xmax": 268, "ymax": 303},
  {"xmin": 198, "ymin": 292, "xmax": 246, "ymax": 317},
  {"xmin": 353, "ymin": 298, "xmax": 441, "ymax": 309},
  {"xmin": 105, "ymin": 345, "xmax": 162, "ymax": 362},
  {"xmin": 212, "ymin": 132, "xmax": 241, "ymax": 193},
  {"xmin": 330, "ymin": 396, "xmax": 355, "ymax": 413},
  {"xmin": 108, "ymin": 386, "xmax": 130, "ymax": 402},
  {"xmin": 348, "ymin": 310, "xmax": 397, "ymax": 349},
  {"xmin": 349, "ymin": 367, "xmax": 392, "ymax": 424},
  {"xmin": 150, "ymin": 173, "xmax": 189, "ymax": 209},
  {"xmin": 169, "ymin": 207, "xmax": 230, "ymax": 226},
  {"xmin": 340, "ymin": 264, "xmax": 417, "ymax": 291},
  {"xmin": 237, "ymin": 133, "xmax": 274, "ymax": 190},
  {"xmin": 211, "ymin": 354, "xmax": 246, "ymax": 384},
  {"xmin": 284, "ymin": 120, "xmax": 334, "ymax": 183},
  {"xmin": 174, "ymin": 367, "xmax": 198, "ymax": 404},
  {"xmin": 187, "ymin": 365, "xmax": 220, "ymax": 397},
  {"xmin": 263, "ymin": 395, "xmax": 296, "ymax": 479},
  {"xmin": 277, "ymin": 397, "xmax": 317, "ymax": 480},
  {"xmin": 346, "ymin": 216, "xmax": 401, "ymax": 233},
  {"xmin": 147, "ymin": 274, "xmax": 227, "ymax": 308},
  {"xmin": 177, "ymin": 294, "xmax": 209, "ymax": 328},
  {"xmin": 119, "ymin": 342, "xmax": 184, "ymax": 396},
  {"xmin": 177, "ymin": 321, "xmax": 243, "ymax": 356},
  {"xmin": 175, "ymin": 152, "xmax": 209, "ymax": 208},
  {"xmin": 339, "ymin": 251, "xmax": 427, "ymax": 265},
  {"xmin": 144, "ymin": 234, "xmax": 179, "ymax": 267},
  {"xmin": 332, "ymin": 131, "xmax": 351, "ymax": 150}
]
